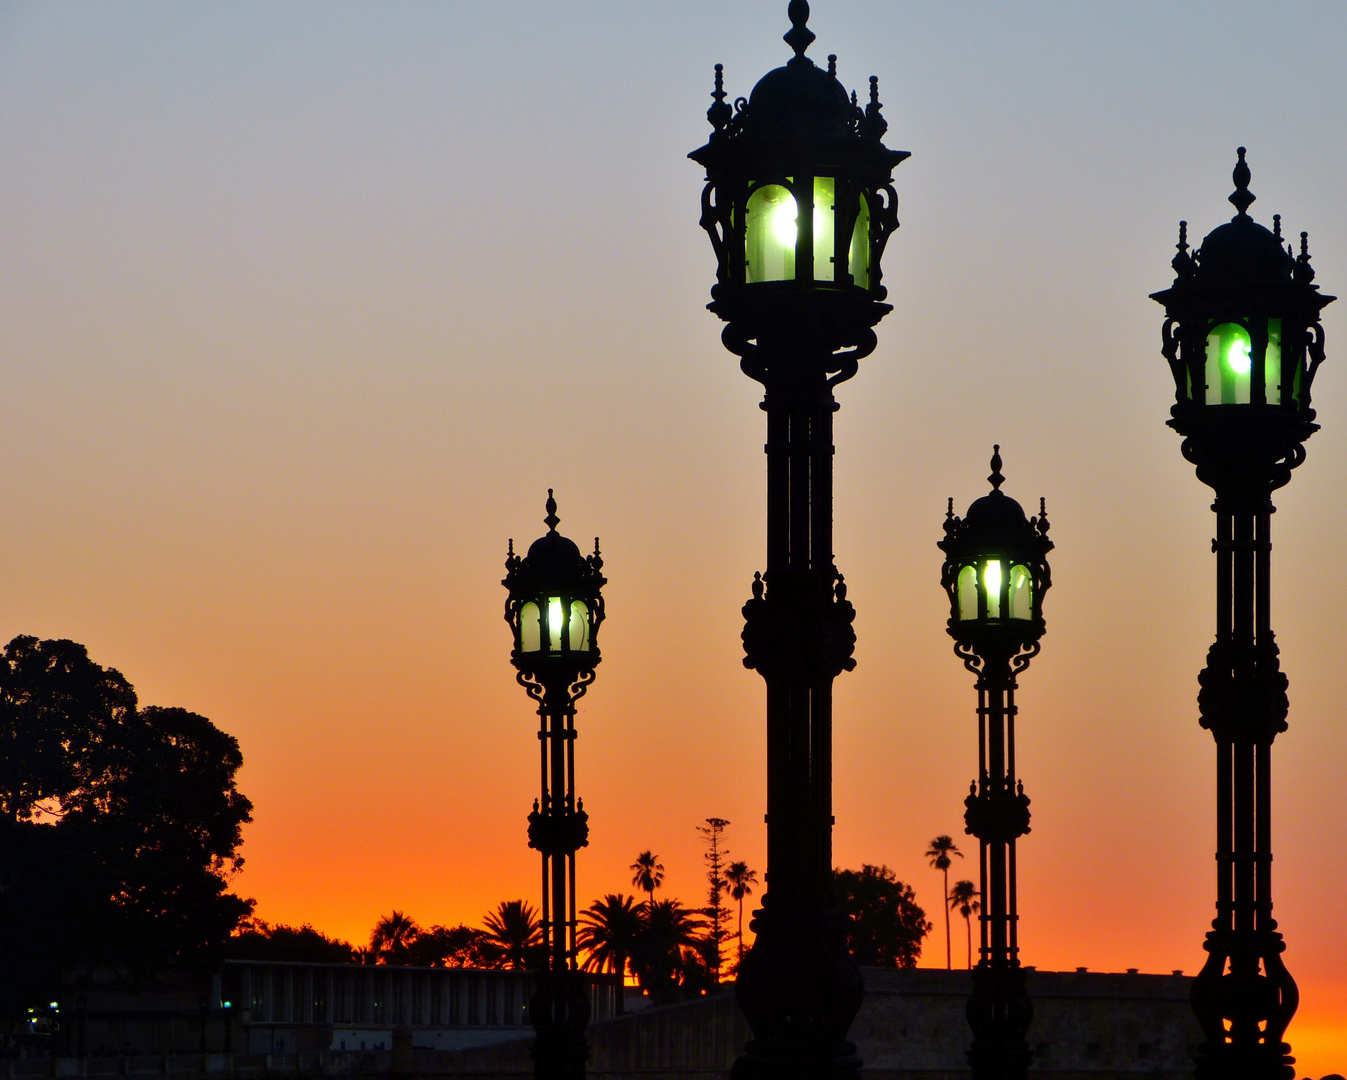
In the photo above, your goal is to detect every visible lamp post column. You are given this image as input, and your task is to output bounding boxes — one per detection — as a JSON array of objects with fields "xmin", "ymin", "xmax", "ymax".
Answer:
[
  {"xmin": 688, "ymin": 6, "xmax": 907, "ymax": 1074},
  {"xmin": 1150, "ymin": 150, "xmax": 1333, "ymax": 1079},
  {"xmin": 503, "ymin": 493, "xmax": 606, "ymax": 1080},
  {"xmin": 939, "ymin": 450, "xmax": 1051, "ymax": 1080},
  {"xmin": 962, "ymin": 653, "xmax": 1032, "ymax": 1080},
  {"xmin": 738, "ymin": 334, "xmax": 861, "ymax": 1080},
  {"xmin": 528, "ymin": 681, "xmax": 590, "ymax": 1080}
]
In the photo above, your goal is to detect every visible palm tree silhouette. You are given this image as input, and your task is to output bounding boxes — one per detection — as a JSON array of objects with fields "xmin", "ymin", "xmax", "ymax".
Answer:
[
  {"xmin": 925, "ymin": 835, "xmax": 963, "ymax": 970},
  {"xmin": 480, "ymin": 899, "xmax": 542, "ymax": 970},
  {"xmin": 631, "ymin": 897, "xmax": 702, "ymax": 1004},
  {"xmin": 369, "ymin": 910, "xmax": 419, "ymax": 964},
  {"xmin": 578, "ymin": 893, "xmax": 642, "ymax": 1013},
  {"xmin": 948, "ymin": 879, "xmax": 980, "ymax": 970},
  {"xmin": 630, "ymin": 850, "xmax": 665, "ymax": 902},
  {"xmin": 724, "ymin": 861, "xmax": 759, "ymax": 968}
]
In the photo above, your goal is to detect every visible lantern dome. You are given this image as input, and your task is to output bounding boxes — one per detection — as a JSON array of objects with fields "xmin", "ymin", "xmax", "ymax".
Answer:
[{"xmin": 742, "ymin": 56, "xmax": 854, "ymax": 140}]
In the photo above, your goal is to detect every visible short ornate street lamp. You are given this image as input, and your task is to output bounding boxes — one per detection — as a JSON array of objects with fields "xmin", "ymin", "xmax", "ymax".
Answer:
[
  {"xmin": 689, "ymin": 3, "xmax": 907, "ymax": 1077},
  {"xmin": 1151, "ymin": 150, "xmax": 1333, "ymax": 1080},
  {"xmin": 938, "ymin": 447, "xmax": 1051, "ymax": 1080},
  {"xmin": 502, "ymin": 491, "xmax": 606, "ymax": 1080}
]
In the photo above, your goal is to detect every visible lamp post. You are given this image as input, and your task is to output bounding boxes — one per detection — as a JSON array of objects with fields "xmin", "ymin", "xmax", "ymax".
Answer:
[
  {"xmin": 502, "ymin": 491, "xmax": 606, "ymax": 1080},
  {"xmin": 688, "ymin": 4, "xmax": 907, "ymax": 1079},
  {"xmin": 938, "ymin": 448, "xmax": 1051, "ymax": 1080},
  {"xmin": 1150, "ymin": 149, "xmax": 1333, "ymax": 1080}
]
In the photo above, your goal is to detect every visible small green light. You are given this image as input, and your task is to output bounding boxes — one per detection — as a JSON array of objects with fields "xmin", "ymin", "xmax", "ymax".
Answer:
[{"xmin": 1227, "ymin": 338, "xmax": 1252, "ymax": 374}]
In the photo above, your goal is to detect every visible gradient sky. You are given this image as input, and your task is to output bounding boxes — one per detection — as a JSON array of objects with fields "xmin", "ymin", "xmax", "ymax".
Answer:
[{"xmin": 2, "ymin": 1, "xmax": 1345, "ymax": 1070}]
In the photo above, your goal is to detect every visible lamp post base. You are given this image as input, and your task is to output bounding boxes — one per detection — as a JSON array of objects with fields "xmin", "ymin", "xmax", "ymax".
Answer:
[
  {"xmin": 966, "ymin": 961, "xmax": 1033, "ymax": 1080},
  {"xmin": 731, "ymin": 903, "xmax": 864, "ymax": 1080},
  {"xmin": 529, "ymin": 969, "xmax": 590, "ymax": 1080}
]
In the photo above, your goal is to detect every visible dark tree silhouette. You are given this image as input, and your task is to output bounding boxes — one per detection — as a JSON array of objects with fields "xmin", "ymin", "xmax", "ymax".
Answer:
[
  {"xmin": 408, "ymin": 924, "xmax": 489, "ymax": 968},
  {"xmin": 697, "ymin": 818, "xmax": 732, "ymax": 984},
  {"xmin": 227, "ymin": 920, "xmax": 355, "ymax": 963},
  {"xmin": 725, "ymin": 860, "xmax": 759, "ymax": 968},
  {"xmin": 630, "ymin": 898, "xmax": 702, "ymax": 1004},
  {"xmin": 629, "ymin": 850, "xmax": 664, "ymax": 902},
  {"xmin": 925, "ymin": 835, "xmax": 962, "ymax": 970},
  {"xmin": 948, "ymin": 879, "xmax": 980, "ymax": 970},
  {"xmin": 578, "ymin": 894, "xmax": 642, "ymax": 1013},
  {"xmin": 370, "ymin": 910, "xmax": 420, "ymax": 964},
  {"xmin": 480, "ymin": 900, "xmax": 543, "ymax": 970},
  {"xmin": 834, "ymin": 864, "xmax": 931, "ymax": 969},
  {"xmin": 0, "ymin": 638, "xmax": 253, "ymax": 1020}
]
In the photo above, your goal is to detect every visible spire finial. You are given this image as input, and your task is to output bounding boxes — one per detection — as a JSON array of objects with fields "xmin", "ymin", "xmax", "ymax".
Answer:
[
  {"xmin": 989, "ymin": 445, "xmax": 1004, "ymax": 491},
  {"xmin": 1037, "ymin": 497, "xmax": 1050, "ymax": 536},
  {"xmin": 708, "ymin": 63, "xmax": 732, "ymax": 131},
  {"xmin": 784, "ymin": 0, "xmax": 815, "ymax": 61},
  {"xmin": 1229, "ymin": 147, "xmax": 1255, "ymax": 218},
  {"xmin": 1172, "ymin": 220, "xmax": 1194, "ymax": 277},
  {"xmin": 1294, "ymin": 230, "xmax": 1316, "ymax": 284},
  {"xmin": 859, "ymin": 75, "xmax": 888, "ymax": 139},
  {"xmin": 1273, "ymin": 213, "xmax": 1282, "ymax": 241},
  {"xmin": 544, "ymin": 489, "xmax": 560, "ymax": 531}
]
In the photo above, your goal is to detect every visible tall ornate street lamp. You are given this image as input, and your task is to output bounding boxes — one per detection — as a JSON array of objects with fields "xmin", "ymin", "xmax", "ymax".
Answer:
[
  {"xmin": 688, "ymin": 4, "xmax": 907, "ymax": 1078},
  {"xmin": 938, "ymin": 448, "xmax": 1051, "ymax": 1080},
  {"xmin": 502, "ymin": 491, "xmax": 606, "ymax": 1080},
  {"xmin": 1151, "ymin": 149, "xmax": 1333, "ymax": 1080}
]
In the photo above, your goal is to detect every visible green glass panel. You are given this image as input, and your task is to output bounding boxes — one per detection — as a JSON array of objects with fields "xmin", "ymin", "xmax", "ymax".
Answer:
[
  {"xmin": 569, "ymin": 600, "xmax": 590, "ymax": 652},
  {"xmin": 849, "ymin": 195, "xmax": 870, "ymax": 290},
  {"xmin": 813, "ymin": 177, "xmax": 836, "ymax": 282},
  {"xmin": 745, "ymin": 184, "xmax": 797, "ymax": 283},
  {"xmin": 957, "ymin": 565, "xmax": 978, "ymax": 621},
  {"xmin": 1205, "ymin": 322, "xmax": 1252, "ymax": 405},
  {"xmin": 520, "ymin": 602, "xmax": 541, "ymax": 652},
  {"xmin": 1008, "ymin": 564, "xmax": 1032, "ymax": 620},
  {"xmin": 1265, "ymin": 317, "xmax": 1283, "ymax": 404},
  {"xmin": 983, "ymin": 559, "xmax": 1003, "ymax": 620}
]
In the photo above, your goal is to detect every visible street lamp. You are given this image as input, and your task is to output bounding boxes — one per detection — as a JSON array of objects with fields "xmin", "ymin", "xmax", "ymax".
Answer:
[
  {"xmin": 689, "ymin": 3, "xmax": 907, "ymax": 1078},
  {"xmin": 503, "ymin": 490, "xmax": 606, "ymax": 1080},
  {"xmin": 938, "ymin": 447, "xmax": 1051, "ymax": 1080},
  {"xmin": 1150, "ymin": 149, "xmax": 1333, "ymax": 1080}
]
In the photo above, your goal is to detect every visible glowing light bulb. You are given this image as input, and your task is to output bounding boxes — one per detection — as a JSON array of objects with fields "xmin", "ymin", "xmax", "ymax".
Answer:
[
  {"xmin": 983, "ymin": 560, "xmax": 1003, "ymax": 618},
  {"xmin": 769, "ymin": 196, "xmax": 798, "ymax": 248},
  {"xmin": 548, "ymin": 597, "xmax": 563, "ymax": 650},
  {"xmin": 1227, "ymin": 339, "xmax": 1252, "ymax": 374}
]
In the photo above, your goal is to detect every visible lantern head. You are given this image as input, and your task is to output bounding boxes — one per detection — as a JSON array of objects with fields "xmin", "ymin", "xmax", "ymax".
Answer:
[
  {"xmin": 688, "ymin": 1, "xmax": 909, "ymax": 372},
  {"xmin": 1151, "ymin": 149, "xmax": 1334, "ymax": 492},
  {"xmin": 939, "ymin": 447, "xmax": 1052, "ymax": 658},
  {"xmin": 503, "ymin": 491, "xmax": 606, "ymax": 686}
]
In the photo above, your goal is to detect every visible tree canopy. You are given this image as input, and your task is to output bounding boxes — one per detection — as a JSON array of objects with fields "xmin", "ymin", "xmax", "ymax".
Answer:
[
  {"xmin": 834, "ymin": 864, "xmax": 931, "ymax": 968},
  {"xmin": 0, "ymin": 636, "xmax": 253, "ymax": 1018}
]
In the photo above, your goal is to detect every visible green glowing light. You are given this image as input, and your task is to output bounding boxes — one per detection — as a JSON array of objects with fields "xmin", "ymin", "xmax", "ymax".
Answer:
[
  {"xmin": 1227, "ymin": 338, "xmax": 1252, "ymax": 374},
  {"xmin": 769, "ymin": 197, "xmax": 798, "ymax": 247}
]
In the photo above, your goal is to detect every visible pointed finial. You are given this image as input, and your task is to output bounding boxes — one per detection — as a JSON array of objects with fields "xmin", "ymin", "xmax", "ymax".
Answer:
[
  {"xmin": 988, "ymin": 445, "xmax": 1004, "ymax": 491},
  {"xmin": 508, "ymin": 538, "xmax": 515, "ymax": 557},
  {"xmin": 1037, "ymin": 497, "xmax": 1050, "ymax": 536},
  {"xmin": 589, "ymin": 536, "xmax": 603, "ymax": 572},
  {"xmin": 1294, "ymin": 230, "xmax": 1315, "ymax": 284},
  {"xmin": 544, "ymin": 489, "xmax": 560, "ymax": 531},
  {"xmin": 1229, "ymin": 147, "xmax": 1255, "ymax": 218},
  {"xmin": 860, "ymin": 75, "xmax": 888, "ymax": 139},
  {"xmin": 946, "ymin": 496, "xmax": 954, "ymax": 520},
  {"xmin": 784, "ymin": 0, "xmax": 815, "ymax": 61},
  {"xmin": 834, "ymin": 572, "xmax": 847, "ymax": 602},
  {"xmin": 827, "ymin": 54, "xmax": 837, "ymax": 77},
  {"xmin": 1273, "ymin": 213, "xmax": 1282, "ymax": 241},
  {"xmin": 751, "ymin": 570, "xmax": 764, "ymax": 600},
  {"xmin": 1172, "ymin": 220, "xmax": 1194, "ymax": 277},
  {"xmin": 708, "ymin": 63, "xmax": 732, "ymax": 131}
]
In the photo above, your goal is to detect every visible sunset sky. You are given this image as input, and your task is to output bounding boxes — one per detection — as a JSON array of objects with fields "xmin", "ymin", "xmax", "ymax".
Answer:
[{"xmin": 2, "ymin": 1, "xmax": 1345, "ymax": 1071}]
